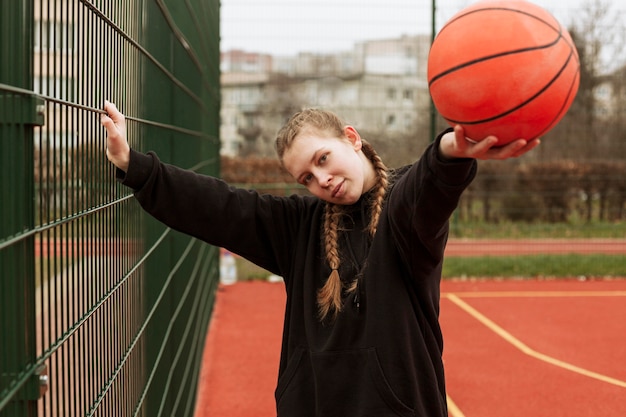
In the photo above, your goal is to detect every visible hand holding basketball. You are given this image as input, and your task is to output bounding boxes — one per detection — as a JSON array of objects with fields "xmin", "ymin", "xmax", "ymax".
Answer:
[
  {"xmin": 440, "ymin": 125, "xmax": 540, "ymax": 161},
  {"xmin": 428, "ymin": 0, "xmax": 580, "ymax": 145}
]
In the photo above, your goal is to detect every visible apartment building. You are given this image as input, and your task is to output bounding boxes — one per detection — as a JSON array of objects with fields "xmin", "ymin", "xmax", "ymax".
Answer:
[{"xmin": 220, "ymin": 34, "xmax": 432, "ymax": 157}]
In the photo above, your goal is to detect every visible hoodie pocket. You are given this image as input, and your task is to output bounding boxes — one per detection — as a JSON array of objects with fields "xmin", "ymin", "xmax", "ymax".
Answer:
[
  {"xmin": 276, "ymin": 347, "xmax": 414, "ymax": 417},
  {"xmin": 276, "ymin": 347, "xmax": 316, "ymax": 415}
]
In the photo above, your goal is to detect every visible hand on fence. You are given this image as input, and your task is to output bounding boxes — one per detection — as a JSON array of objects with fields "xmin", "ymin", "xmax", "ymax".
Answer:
[
  {"xmin": 101, "ymin": 101, "xmax": 130, "ymax": 172},
  {"xmin": 439, "ymin": 125, "xmax": 541, "ymax": 161}
]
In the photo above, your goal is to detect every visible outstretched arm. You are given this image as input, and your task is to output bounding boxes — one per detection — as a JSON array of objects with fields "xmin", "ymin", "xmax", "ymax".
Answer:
[
  {"xmin": 100, "ymin": 101, "xmax": 131, "ymax": 172},
  {"xmin": 439, "ymin": 125, "xmax": 540, "ymax": 161}
]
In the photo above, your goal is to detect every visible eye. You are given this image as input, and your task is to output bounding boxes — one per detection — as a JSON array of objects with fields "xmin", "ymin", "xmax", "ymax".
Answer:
[
  {"xmin": 318, "ymin": 153, "xmax": 328, "ymax": 164},
  {"xmin": 301, "ymin": 173, "xmax": 314, "ymax": 185}
]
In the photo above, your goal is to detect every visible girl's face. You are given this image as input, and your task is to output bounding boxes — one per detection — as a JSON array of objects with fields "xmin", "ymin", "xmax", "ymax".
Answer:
[{"xmin": 282, "ymin": 126, "xmax": 376, "ymax": 205}]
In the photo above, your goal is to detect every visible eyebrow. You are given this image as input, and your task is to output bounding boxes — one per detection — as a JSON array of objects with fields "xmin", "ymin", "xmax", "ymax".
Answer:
[
  {"xmin": 309, "ymin": 148, "xmax": 323, "ymax": 165},
  {"xmin": 296, "ymin": 147, "xmax": 326, "ymax": 184}
]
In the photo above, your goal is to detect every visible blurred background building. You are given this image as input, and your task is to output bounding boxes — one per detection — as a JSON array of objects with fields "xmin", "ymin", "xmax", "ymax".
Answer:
[{"xmin": 220, "ymin": 34, "xmax": 432, "ymax": 157}]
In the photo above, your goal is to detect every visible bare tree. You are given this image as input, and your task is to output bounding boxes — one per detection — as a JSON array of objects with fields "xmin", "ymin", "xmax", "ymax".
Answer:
[
  {"xmin": 251, "ymin": 74, "xmax": 306, "ymax": 158},
  {"xmin": 574, "ymin": 0, "xmax": 626, "ymax": 73},
  {"xmin": 541, "ymin": 0, "xmax": 626, "ymax": 161}
]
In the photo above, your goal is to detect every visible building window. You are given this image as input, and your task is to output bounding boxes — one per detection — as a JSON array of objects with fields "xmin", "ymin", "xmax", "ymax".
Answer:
[
  {"xmin": 403, "ymin": 113, "xmax": 412, "ymax": 130},
  {"xmin": 244, "ymin": 114, "xmax": 255, "ymax": 128},
  {"xmin": 35, "ymin": 20, "xmax": 74, "ymax": 52},
  {"xmin": 34, "ymin": 76, "xmax": 75, "ymax": 101},
  {"xmin": 39, "ymin": 131, "xmax": 78, "ymax": 149}
]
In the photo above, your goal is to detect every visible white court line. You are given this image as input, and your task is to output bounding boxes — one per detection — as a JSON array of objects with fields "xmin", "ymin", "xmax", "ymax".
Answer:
[
  {"xmin": 446, "ymin": 394, "xmax": 467, "ymax": 417},
  {"xmin": 443, "ymin": 291, "xmax": 626, "ymax": 298},
  {"xmin": 445, "ymin": 293, "xmax": 626, "ymax": 388}
]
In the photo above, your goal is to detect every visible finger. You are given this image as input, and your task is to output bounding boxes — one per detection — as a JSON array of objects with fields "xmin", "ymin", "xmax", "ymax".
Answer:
[
  {"xmin": 100, "ymin": 114, "xmax": 117, "ymax": 134},
  {"xmin": 100, "ymin": 113, "xmax": 112, "ymax": 130},
  {"xmin": 469, "ymin": 136, "xmax": 499, "ymax": 158},
  {"xmin": 477, "ymin": 135, "xmax": 499, "ymax": 149},
  {"xmin": 104, "ymin": 101, "xmax": 125, "ymax": 124},
  {"xmin": 103, "ymin": 100, "xmax": 116, "ymax": 113},
  {"xmin": 453, "ymin": 124, "xmax": 465, "ymax": 139},
  {"xmin": 455, "ymin": 125, "xmax": 484, "ymax": 154},
  {"xmin": 452, "ymin": 125, "xmax": 468, "ymax": 152},
  {"xmin": 492, "ymin": 139, "xmax": 529, "ymax": 159},
  {"xmin": 511, "ymin": 138, "xmax": 541, "ymax": 157}
]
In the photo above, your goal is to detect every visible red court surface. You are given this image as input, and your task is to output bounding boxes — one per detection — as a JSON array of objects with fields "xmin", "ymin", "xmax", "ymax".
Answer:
[
  {"xmin": 194, "ymin": 279, "xmax": 626, "ymax": 417},
  {"xmin": 440, "ymin": 279, "xmax": 626, "ymax": 417}
]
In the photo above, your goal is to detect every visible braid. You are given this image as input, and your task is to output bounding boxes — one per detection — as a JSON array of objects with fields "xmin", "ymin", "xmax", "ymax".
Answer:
[
  {"xmin": 340, "ymin": 141, "xmax": 389, "ymax": 302},
  {"xmin": 362, "ymin": 140, "xmax": 389, "ymax": 237},
  {"xmin": 318, "ymin": 203, "xmax": 343, "ymax": 320},
  {"xmin": 317, "ymin": 143, "xmax": 389, "ymax": 321}
]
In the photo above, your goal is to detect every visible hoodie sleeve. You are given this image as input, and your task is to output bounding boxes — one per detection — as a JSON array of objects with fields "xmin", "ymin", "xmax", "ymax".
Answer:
[
  {"xmin": 117, "ymin": 149, "xmax": 312, "ymax": 275},
  {"xmin": 386, "ymin": 129, "xmax": 477, "ymax": 272}
]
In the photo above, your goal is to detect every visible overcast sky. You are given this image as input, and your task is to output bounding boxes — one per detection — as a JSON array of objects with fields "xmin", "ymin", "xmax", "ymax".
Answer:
[{"xmin": 220, "ymin": 0, "xmax": 625, "ymax": 56}]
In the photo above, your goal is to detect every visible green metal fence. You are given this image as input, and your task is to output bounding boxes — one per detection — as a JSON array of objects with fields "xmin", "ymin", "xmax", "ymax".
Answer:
[{"xmin": 0, "ymin": 0, "xmax": 221, "ymax": 416}]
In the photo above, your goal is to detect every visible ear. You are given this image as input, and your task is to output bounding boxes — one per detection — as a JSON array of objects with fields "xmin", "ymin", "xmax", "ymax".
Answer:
[{"xmin": 343, "ymin": 126, "xmax": 362, "ymax": 151}]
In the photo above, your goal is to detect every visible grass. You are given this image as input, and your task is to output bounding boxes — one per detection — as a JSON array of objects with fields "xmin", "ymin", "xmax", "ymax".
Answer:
[
  {"xmin": 235, "ymin": 219, "xmax": 625, "ymax": 280},
  {"xmin": 235, "ymin": 253, "xmax": 626, "ymax": 281},
  {"xmin": 449, "ymin": 219, "xmax": 626, "ymax": 239},
  {"xmin": 443, "ymin": 254, "xmax": 626, "ymax": 279},
  {"xmin": 235, "ymin": 257, "xmax": 276, "ymax": 281}
]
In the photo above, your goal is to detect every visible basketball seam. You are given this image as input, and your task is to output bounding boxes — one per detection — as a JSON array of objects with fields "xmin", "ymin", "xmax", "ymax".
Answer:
[
  {"xmin": 532, "ymin": 65, "xmax": 581, "ymax": 139},
  {"xmin": 446, "ymin": 6, "xmax": 560, "ymax": 33},
  {"xmin": 429, "ymin": 35, "xmax": 563, "ymax": 86},
  {"xmin": 429, "ymin": 7, "xmax": 563, "ymax": 85},
  {"xmin": 443, "ymin": 48, "xmax": 578, "ymax": 126}
]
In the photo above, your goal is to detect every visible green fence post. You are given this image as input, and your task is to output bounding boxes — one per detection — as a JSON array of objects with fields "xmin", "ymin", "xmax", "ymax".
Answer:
[
  {"xmin": 142, "ymin": 3, "xmax": 176, "ymax": 414},
  {"xmin": 0, "ymin": 0, "xmax": 45, "ymax": 416}
]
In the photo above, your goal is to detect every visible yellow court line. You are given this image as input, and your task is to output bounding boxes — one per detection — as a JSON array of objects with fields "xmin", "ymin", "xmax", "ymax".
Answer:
[
  {"xmin": 446, "ymin": 293, "xmax": 626, "ymax": 388},
  {"xmin": 442, "ymin": 290, "xmax": 626, "ymax": 298},
  {"xmin": 446, "ymin": 394, "xmax": 466, "ymax": 417}
]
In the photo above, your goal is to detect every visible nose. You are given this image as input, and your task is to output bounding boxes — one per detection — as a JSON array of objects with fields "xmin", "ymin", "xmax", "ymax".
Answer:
[{"xmin": 318, "ymin": 173, "xmax": 332, "ymax": 188}]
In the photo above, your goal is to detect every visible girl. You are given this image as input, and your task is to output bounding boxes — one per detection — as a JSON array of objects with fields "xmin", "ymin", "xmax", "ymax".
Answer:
[{"xmin": 102, "ymin": 102, "xmax": 539, "ymax": 417}]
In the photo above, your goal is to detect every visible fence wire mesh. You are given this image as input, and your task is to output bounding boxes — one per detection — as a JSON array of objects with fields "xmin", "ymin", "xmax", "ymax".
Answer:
[{"xmin": 1, "ymin": 0, "xmax": 220, "ymax": 416}]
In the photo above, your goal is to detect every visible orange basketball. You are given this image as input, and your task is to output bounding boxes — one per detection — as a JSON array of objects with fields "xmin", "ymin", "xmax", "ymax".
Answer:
[{"xmin": 427, "ymin": 0, "xmax": 580, "ymax": 145}]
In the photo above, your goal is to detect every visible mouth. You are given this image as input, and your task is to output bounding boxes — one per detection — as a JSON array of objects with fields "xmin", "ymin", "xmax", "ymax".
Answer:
[{"xmin": 331, "ymin": 180, "xmax": 344, "ymax": 199}]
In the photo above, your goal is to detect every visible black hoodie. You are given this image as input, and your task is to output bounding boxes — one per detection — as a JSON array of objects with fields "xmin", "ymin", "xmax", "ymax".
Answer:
[{"xmin": 120, "ymin": 129, "xmax": 476, "ymax": 417}]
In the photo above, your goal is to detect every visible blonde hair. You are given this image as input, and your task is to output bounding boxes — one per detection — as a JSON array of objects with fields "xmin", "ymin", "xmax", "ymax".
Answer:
[{"xmin": 276, "ymin": 109, "xmax": 389, "ymax": 321}]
